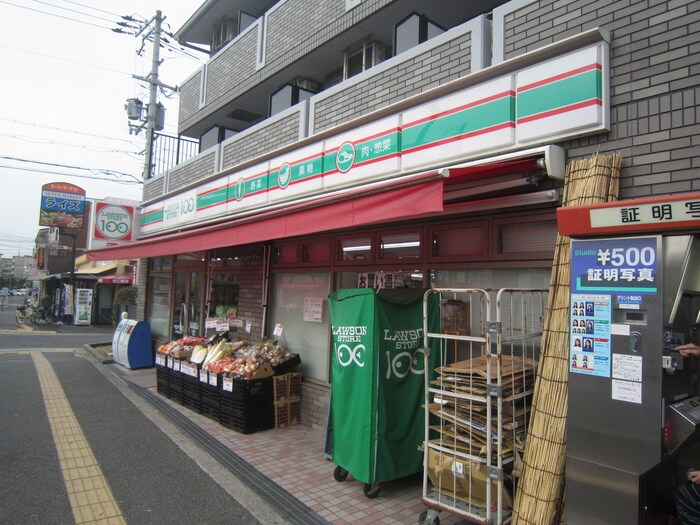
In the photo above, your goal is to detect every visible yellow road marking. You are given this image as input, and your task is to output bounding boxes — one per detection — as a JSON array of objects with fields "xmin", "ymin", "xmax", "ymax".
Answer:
[{"xmin": 31, "ymin": 352, "xmax": 126, "ymax": 525}]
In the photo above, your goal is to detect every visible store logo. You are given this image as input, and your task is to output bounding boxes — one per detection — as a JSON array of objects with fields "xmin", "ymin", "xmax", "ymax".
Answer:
[
  {"xmin": 385, "ymin": 348, "xmax": 426, "ymax": 380},
  {"xmin": 336, "ymin": 343, "xmax": 365, "ymax": 367},
  {"xmin": 336, "ymin": 142, "xmax": 355, "ymax": 173},
  {"xmin": 234, "ymin": 178, "xmax": 245, "ymax": 201},
  {"xmin": 277, "ymin": 163, "xmax": 292, "ymax": 189},
  {"xmin": 94, "ymin": 204, "xmax": 133, "ymax": 241}
]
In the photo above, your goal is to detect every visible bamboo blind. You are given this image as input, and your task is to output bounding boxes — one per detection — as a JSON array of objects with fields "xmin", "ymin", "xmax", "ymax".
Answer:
[{"xmin": 511, "ymin": 152, "xmax": 622, "ymax": 525}]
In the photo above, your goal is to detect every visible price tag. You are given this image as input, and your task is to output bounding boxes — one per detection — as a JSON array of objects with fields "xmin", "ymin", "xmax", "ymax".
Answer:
[
  {"xmin": 209, "ymin": 373, "xmax": 218, "ymax": 387},
  {"xmin": 167, "ymin": 356, "xmax": 173, "ymax": 369},
  {"xmin": 452, "ymin": 460, "xmax": 465, "ymax": 479},
  {"xmin": 200, "ymin": 369, "xmax": 208, "ymax": 383},
  {"xmin": 173, "ymin": 360, "xmax": 181, "ymax": 372},
  {"xmin": 273, "ymin": 323, "xmax": 284, "ymax": 337},
  {"xmin": 222, "ymin": 376, "xmax": 233, "ymax": 392},
  {"xmin": 245, "ymin": 321, "xmax": 252, "ymax": 333}
]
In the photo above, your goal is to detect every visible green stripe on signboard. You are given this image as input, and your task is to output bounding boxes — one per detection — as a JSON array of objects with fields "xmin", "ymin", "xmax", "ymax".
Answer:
[
  {"xmin": 401, "ymin": 96, "xmax": 514, "ymax": 152},
  {"xmin": 197, "ymin": 186, "xmax": 228, "ymax": 210},
  {"xmin": 517, "ymin": 69, "xmax": 602, "ymax": 120},
  {"xmin": 141, "ymin": 208, "xmax": 163, "ymax": 226},
  {"xmin": 354, "ymin": 132, "xmax": 399, "ymax": 166}
]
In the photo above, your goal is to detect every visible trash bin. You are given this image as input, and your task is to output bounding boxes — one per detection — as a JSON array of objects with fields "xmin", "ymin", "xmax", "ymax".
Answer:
[{"xmin": 328, "ymin": 288, "xmax": 439, "ymax": 496}]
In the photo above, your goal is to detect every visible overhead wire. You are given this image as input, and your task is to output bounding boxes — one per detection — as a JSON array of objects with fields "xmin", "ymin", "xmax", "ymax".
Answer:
[
  {"xmin": 0, "ymin": 163, "xmax": 142, "ymax": 185},
  {"xmin": 0, "ymin": 0, "xmax": 113, "ymax": 30},
  {"xmin": 0, "ymin": 156, "xmax": 143, "ymax": 184},
  {"xmin": 29, "ymin": 0, "xmax": 117, "ymax": 24}
]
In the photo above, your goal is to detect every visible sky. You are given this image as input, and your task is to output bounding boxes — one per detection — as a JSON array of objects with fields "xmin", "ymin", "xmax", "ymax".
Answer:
[{"xmin": 0, "ymin": 1, "xmax": 204, "ymax": 257}]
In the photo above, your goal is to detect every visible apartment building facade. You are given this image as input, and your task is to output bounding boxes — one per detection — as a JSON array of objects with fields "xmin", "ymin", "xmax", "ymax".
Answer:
[{"xmin": 90, "ymin": 0, "xmax": 699, "ymax": 431}]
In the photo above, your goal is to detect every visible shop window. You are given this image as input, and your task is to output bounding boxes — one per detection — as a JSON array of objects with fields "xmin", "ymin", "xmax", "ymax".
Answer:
[
  {"xmin": 336, "ymin": 234, "xmax": 373, "ymax": 264},
  {"xmin": 269, "ymin": 272, "xmax": 331, "ymax": 382},
  {"xmin": 378, "ymin": 231, "xmax": 421, "ymax": 262},
  {"xmin": 150, "ymin": 257, "xmax": 172, "ymax": 272},
  {"xmin": 429, "ymin": 221, "xmax": 489, "ymax": 262},
  {"xmin": 147, "ymin": 274, "xmax": 171, "ymax": 339},
  {"xmin": 337, "ymin": 269, "xmax": 424, "ymax": 290},
  {"xmin": 494, "ymin": 215, "xmax": 557, "ymax": 260},
  {"xmin": 206, "ymin": 273, "xmax": 240, "ymax": 338},
  {"xmin": 300, "ymin": 237, "xmax": 332, "ymax": 266},
  {"xmin": 271, "ymin": 242, "xmax": 300, "ymax": 267},
  {"xmin": 394, "ymin": 12, "xmax": 444, "ymax": 56}
]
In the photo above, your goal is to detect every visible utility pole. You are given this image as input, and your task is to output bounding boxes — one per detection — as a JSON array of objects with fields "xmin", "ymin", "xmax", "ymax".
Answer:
[
  {"xmin": 121, "ymin": 11, "xmax": 175, "ymax": 180},
  {"xmin": 143, "ymin": 10, "xmax": 162, "ymax": 182}
]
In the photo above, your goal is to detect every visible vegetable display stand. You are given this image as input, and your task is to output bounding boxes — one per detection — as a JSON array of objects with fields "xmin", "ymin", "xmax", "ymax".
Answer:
[
  {"xmin": 155, "ymin": 355, "xmax": 169, "ymax": 398},
  {"xmin": 219, "ymin": 375, "xmax": 274, "ymax": 434},
  {"xmin": 199, "ymin": 370, "xmax": 221, "ymax": 421},
  {"xmin": 180, "ymin": 362, "xmax": 202, "ymax": 414},
  {"xmin": 168, "ymin": 359, "xmax": 185, "ymax": 404},
  {"xmin": 328, "ymin": 288, "xmax": 439, "ymax": 497}
]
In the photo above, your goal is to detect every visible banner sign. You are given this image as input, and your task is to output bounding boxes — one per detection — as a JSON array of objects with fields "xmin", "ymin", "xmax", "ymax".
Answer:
[
  {"xmin": 39, "ymin": 182, "xmax": 86, "ymax": 228},
  {"xmin": 570, "ymin": 236, "xmax": 658, "ymax": 378}
]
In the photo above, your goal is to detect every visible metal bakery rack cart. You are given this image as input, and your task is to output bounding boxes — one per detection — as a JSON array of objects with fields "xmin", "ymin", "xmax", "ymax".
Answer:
[{"xmin": 419, "ymin": 288, "xmax": 546, "ymax": 525}]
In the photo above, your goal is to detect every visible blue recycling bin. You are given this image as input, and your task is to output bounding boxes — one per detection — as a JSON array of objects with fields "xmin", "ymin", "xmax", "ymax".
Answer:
[{"xmin": 112, "ymin": 319, "xmax": 153, "ymax": 369}]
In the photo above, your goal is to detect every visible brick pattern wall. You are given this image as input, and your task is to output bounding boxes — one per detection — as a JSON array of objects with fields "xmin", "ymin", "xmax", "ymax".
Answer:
[
  {"xmin": 135, "ymin": 258, "xmax": 148, "ymax": 321},
  {"xmin": 179, "ymin": 72, "xmax": 201, "ymax": 127},
  {"xmin": 143, "ymin": 176, "xmax": 164, "ymax": 202},
  {"xmin": 179, "ymin": 0, "xmax": 393, "ymax": 131},
  {"xmin": 167, "ymin": 150, "xmax": 218, "ymax": 192},
  {"xmin": 503, "ymin": 0, "xmax": 700, "ymax": 198},
  {"xmin": 206, "ymin": 28, "xmax": 259, "ymax": 108},
  {"xmin": 265, "ymin": 0, "xmax": 345, "ymax": 66},
  {"xmin": 301, "ymin": 381, "xmax": 330, "ymax": 432},
  {"xmin": 313, "ymin": 33, "xmax": 472, "ymax": 132},
  {"xmin": 236, "ymin": 259, "xmax": 265, "ymax": 340},
  {"xmin": 221, "ymin": 111, "xmax": 301, "ymax": 170}
]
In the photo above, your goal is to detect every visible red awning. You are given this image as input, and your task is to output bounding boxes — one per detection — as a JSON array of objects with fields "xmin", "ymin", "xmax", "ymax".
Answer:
[
  {"xmin": 98, "ymin": 274, "xmax": 134, "ymax": 284},
  {"xmin": 88, "ymin": 179, "xmax": 444, "ymax": 261}
]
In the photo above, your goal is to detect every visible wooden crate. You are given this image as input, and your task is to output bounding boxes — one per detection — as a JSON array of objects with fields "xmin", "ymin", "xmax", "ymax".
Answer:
[{"xmin": 273, "ymin": 372, "xmax": 302, "ymax": 428}]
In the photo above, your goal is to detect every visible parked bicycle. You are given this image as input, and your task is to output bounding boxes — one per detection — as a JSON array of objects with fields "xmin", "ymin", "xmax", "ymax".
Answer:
[{"xmin": 16, "ymin": 302, "xmax": 51, "ymax": 325}]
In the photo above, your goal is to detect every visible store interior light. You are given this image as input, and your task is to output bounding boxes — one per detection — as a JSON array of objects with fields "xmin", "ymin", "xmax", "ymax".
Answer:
[{"xmin": 342, "ymin": 241, "xmax": 420, "ymax": 252}]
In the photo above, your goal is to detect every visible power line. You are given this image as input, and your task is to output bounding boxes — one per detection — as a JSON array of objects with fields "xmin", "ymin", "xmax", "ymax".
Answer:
[
  {"xmin": 0, "ymin": 163, "xmax": 142, "ymax": 185},
  {"xmin": 53, "ymin": 0, "xmax": 120, "ymax": 18},
  {"xmin": 0, "ymin": 118, "xmax": 141, "ymax": 146},
  {"xmin": 0, "ymin": 132, "xmax": 142, "ymax": 158},
  {"xmin": 0, "ymin": 156, "xmax": 143, "ymax": 184},
  {"xmin": 29, "ymin": 0, "xmax": 117, "ymax": 24},
  {"xmin": 0, "ymin": 43, "xmax": 133, "ymax": 77},
  {"xmin": 0, "ymin": 0, "xmax": 113, "ymax": 30}
]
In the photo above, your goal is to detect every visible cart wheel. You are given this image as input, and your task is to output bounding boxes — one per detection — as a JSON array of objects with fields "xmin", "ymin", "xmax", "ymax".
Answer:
[
  {"xmin": 363, "ymin": 483, "xmax": 380, "ymax": 498},
  {"xmin": 333, "ymin": 466, "xmax": 348, "ymax": 482},
  {"xmin": 418, "ymin": 509, "xmax": 440, "ymax": 525}
]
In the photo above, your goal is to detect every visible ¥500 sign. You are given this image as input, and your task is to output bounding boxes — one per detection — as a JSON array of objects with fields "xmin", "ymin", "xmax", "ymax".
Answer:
[{"xmin": 94, "ymin": 203, "xmax": 134, "ymax": 241}]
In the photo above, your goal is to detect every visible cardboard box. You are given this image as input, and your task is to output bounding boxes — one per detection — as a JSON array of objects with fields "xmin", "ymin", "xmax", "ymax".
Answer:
[{"xmin": 427, "ymin": 445, "xmax": 513, "ymax": 509}]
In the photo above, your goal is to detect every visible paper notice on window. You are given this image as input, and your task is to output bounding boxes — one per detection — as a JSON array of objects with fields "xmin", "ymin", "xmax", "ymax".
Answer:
[
  {"xmin": 303, "ymin": 297, "xmax": 323, "ymax": 323},
  {"xmin": 612, "ymin": 379, "xmax": 642, "ymax": 404}
]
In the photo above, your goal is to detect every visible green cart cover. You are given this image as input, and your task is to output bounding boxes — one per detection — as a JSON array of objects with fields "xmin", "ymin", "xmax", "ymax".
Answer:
[{"xmin": 329, "ymin": 288, "xmax": 439, "ymax": 484}]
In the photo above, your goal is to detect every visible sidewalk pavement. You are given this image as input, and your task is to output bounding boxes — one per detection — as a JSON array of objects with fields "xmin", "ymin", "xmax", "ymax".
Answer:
[{"xmin": 108, "ymin": 360, "xmax": 469, "ymax": 525}]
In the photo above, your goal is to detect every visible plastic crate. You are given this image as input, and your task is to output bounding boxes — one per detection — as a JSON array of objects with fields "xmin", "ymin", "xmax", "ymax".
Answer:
[
  {"xmin": 156, "ymin": 366, "xmax": 170, "ymax": 398},
  {"xmin": 200, "ymin": 379, "xmax": 221, "ymax": 421},
  {"xmin": 182, "ymin": 374, "xmax": 201, "ymax": 413},
  {"xmin": 272, "ymin": 353, "xmax": 301, "ymax": 375},
  {"xmin": 219, "ymin": 376, "xmax": 274, "ymax": 434}
]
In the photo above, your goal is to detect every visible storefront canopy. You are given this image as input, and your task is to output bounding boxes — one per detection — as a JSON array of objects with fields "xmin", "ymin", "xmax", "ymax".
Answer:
[
  {"xmin": 98, "ymin": 274, "xmax": 134, "ymax": 285},
  {"xmin": 87, "ymin": 178, "xmax": 444, "ymax": 261}
]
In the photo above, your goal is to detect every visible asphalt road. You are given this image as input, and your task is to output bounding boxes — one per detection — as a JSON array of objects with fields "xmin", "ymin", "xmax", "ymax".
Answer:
[{"xmin": 0, "ymin": 295, "xmax": 286, "ymax": 525}]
